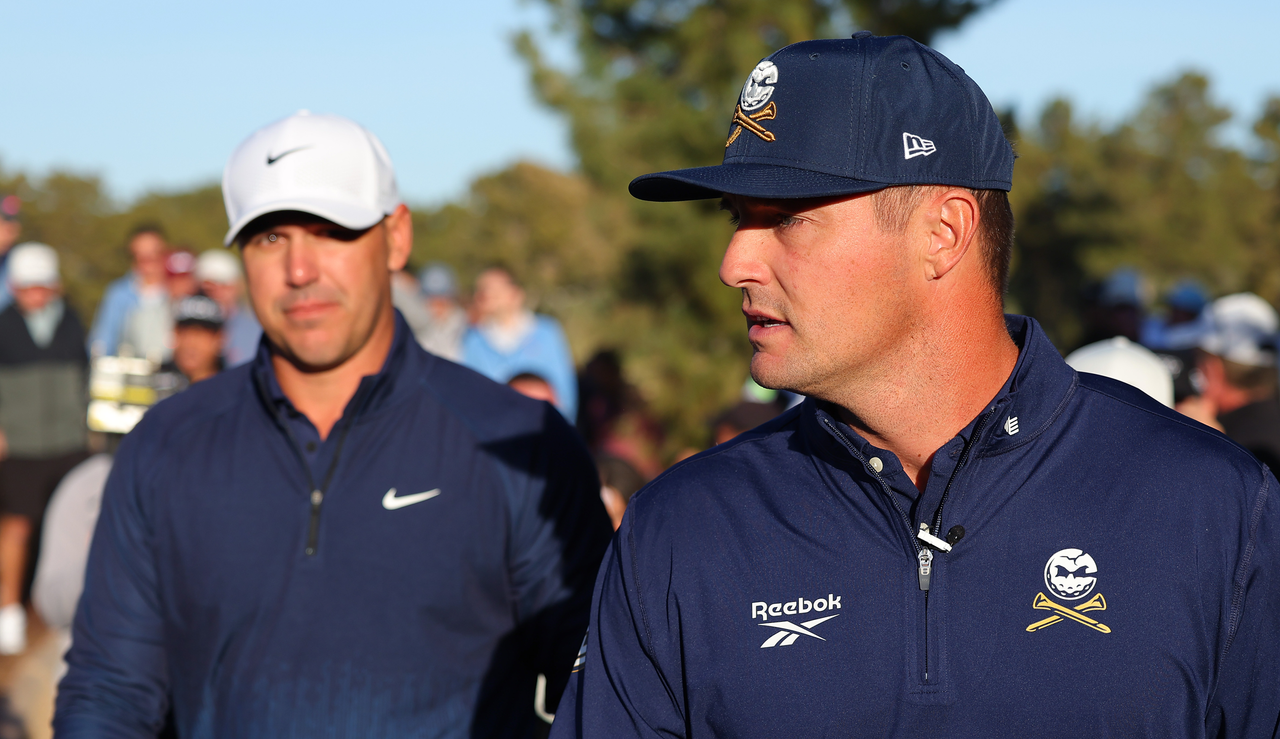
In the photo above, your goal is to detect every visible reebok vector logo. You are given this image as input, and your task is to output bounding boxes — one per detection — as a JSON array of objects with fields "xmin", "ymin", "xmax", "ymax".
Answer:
[
  {"xmin": 751, "ymin": 594, "xmax": 841, "ymax": 648},
  {"xmin": 902, "ymin": 132, "xmax": 936, "ymax": 159}
]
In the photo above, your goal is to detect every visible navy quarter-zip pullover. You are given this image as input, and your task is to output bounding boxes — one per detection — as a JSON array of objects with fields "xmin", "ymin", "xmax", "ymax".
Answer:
[
  {"xmin": 552, "ymin": 315, "xmax": 1280, "ymax": 738},
  {"xmin": 55, "ymin": 314, "xmax": 614, "ymax": 738}
]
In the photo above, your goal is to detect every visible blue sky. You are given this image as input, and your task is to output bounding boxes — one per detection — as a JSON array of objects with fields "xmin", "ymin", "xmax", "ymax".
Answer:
[{"xmin": 1, "ymin": 0, "xmax": 1276, "ymax": 207}]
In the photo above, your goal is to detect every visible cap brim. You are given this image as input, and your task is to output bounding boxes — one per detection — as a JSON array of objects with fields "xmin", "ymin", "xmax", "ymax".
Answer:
[
  {"xmin": 629, "ymin": 163, "xmax": 891, "ymax": 202},
  {"xmin": 223, "ymin": 198, "xmax": 390, "ymax": 246}
]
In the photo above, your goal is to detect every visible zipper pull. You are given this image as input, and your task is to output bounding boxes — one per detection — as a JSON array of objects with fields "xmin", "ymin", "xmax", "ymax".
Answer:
[
  {"xmin": 918, "ymin": 548, "xmax": 934, "ymax": 591},
  {"xmin": 917, "ymin": 523, "xmax": 952, "ymax": 552},
  {"xmin": 305, "ymin": 489, "xmax": 324, "ymax": 556}
]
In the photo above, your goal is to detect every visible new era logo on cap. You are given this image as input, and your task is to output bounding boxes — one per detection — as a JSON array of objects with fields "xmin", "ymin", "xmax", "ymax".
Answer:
[{"xmin": 903, "ymin": 132, "xmax": 936, "ymax": 159}]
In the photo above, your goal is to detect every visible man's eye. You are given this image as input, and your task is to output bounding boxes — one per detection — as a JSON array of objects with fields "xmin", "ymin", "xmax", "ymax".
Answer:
[{"xmin": 777, "ymin": 215, "xmax": 801, "ymax": 228}]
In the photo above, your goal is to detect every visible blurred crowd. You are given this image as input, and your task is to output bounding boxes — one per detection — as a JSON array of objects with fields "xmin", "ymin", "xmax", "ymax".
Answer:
[
  {"xmin": 1069, "ymin": 267, "xmax": 1280, "ymax": 472},
  {"xmin": 1, "ymin": 190, "xmax": 1280, "ymax": 734}
]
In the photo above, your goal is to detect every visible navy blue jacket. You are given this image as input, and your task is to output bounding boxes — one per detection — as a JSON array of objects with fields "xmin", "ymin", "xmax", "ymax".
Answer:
[
  {"xmin": 553, "ymin": 316, "xmax": 1280, "ymax": 738},
  {"xmin": 55, "ymin": 314, "xmax": 613, "ymax": 738}
]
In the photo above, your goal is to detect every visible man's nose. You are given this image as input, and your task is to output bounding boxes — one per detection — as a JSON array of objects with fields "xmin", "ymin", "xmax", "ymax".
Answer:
[
  {"xmin": 284, "ymin": 238, "xmax": 320, "ymax": 288},
  {"xmin": 719, "ymin": 228, "xmax": 771, "ymax": 289}
]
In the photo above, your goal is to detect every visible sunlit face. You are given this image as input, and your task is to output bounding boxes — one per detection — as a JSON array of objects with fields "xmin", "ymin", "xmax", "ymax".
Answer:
[
  {"xmin": 172, "ymin": 324, "xmax": 223, "ymax": 382},
  {"xmin": 129, "ymin": 233, "xmax": 168, "ymax": 285},
  {"xmin": 168, "ymin": 273, "xmax": 198, "ymax": 299},
  {"xmin": 200, "ymin": 279, "xmax": 241, "ymax": 309},
  {"xmin": 239, "ymin": 211, "xmax": 407, "ymax": 372},
  {"xmin": 718, "ymin": 193, "xmax": 923, "ymax": 400},
  {"xmin": 12, "ymin": 284, "xmax": 58, "ymax": 314},
  {"xmin": 472, "ymin": 269, "xmax": 525, "ymax": 323}
]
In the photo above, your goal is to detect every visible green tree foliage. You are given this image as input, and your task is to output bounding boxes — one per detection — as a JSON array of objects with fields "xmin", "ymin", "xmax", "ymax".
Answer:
[
  {"xmin": 1010, "ymin": 76, "xmax": 1280, "ymax": 351},
  {"xmin": 495, "ymin": 0, "xmax": 1004, "ymax": 450}
]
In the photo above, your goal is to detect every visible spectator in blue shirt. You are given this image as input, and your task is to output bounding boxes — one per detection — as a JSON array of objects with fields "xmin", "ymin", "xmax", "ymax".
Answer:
[
  {"xmin": 86, "ymin": 225, "xmax": 170, "ymax": 357},
  {"xmin": 463, "ymin": 266, "xmax": 578, "ymax": 419},
  {"xmin": 0, "ymin": 195, "xmax": 21, "ymax": 314}
]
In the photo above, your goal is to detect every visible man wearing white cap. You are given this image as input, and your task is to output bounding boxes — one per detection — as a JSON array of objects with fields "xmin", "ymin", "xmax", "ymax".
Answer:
[
  {"xmin": 0, "ymin": 243, "xmax": 89, "ymax": 654},
  {"xmin": 195, "ymin": 248, "xmax": 262, "ymax": 367},
  {"xmin": 56, "ymin": 112, "xmax": 612, "ymax": 738},
  {"xmin": 1181, "ymin": 293, "xmax": 1280, "ymax": 469}
]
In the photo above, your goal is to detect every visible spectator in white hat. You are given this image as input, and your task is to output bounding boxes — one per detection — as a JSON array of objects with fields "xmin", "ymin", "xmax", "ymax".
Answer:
[
  {"xmin": 195, "ymin": 249, "xmax": 262, "ymax": 367},
  {"xmin": 0, "ymin": 243, "xmax": 89, "ymax": 654},
  {"xmin": 1179, "ymin": 293, "xmax": 1280, "ymax": 469},
  {"xmin": 1065, "ymin": 335, "xmax": 1175, "ymax": 407}
]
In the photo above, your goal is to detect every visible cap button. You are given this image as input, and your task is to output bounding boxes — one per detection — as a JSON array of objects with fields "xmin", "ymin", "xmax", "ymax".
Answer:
[{"xmin": 851, "ymin": 30, "xmax": 874, "ymax": 39}]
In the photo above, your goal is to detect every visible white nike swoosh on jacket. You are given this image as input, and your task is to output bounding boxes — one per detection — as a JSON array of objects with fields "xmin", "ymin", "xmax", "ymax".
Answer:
[{"xmin": 382, "ymin": 488, "xmax": 441, "ymax": 510}]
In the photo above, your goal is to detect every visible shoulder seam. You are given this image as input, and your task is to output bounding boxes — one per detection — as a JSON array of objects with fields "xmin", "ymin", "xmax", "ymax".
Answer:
[
  {"xmin": 1222, "ymin": 469, "xmax": 1272, "ymax": 660},
  {"xmin": 1077, "ymin": 380, "xmax": 1264, "ymax": 459},
  {"xmin": 627, "ymin": 524, "xmax": 656, "ymax": 663},
  {"xmin": 623, "ymin": 515, "xmax": 690, "ymax": 726}
]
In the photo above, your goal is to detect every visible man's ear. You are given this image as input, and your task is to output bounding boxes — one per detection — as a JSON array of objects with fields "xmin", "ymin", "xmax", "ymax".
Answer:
[
  {"xmin": 385, "ymin": 203, "xmax": 413, "ymax": 272},
  {"xmin": 922, "ymin": 189, "xmax": 978, "ymax": 281},
  {"xmin": 1197, "ymin": 353, "xmax": 1226, "ymax": 394}
]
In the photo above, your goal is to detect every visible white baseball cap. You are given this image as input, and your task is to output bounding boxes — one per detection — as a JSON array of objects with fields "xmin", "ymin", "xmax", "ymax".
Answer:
[
  {"xmin": 1066, "ymin": 336, "xmax": 1174, "ymax": 407},
  {"xmin": 1199, "ymin": 293, "xmax": 1279, "ymax": 367},
  {"xmin": 221, "ymin": 111, "xmax": 400, "ymax": 246},
  {"xmin": 8, "ymin": 242, "xmax": 60, "ymax": 288},
  {"xmin": 195, "ymin": 249, "xmax": 242, "ymax": 284}
]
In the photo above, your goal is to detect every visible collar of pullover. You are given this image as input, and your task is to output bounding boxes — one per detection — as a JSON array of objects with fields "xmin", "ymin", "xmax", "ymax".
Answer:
[
  {"xmin": 804, "ymin": 314, "xmax": 1078, "ymax": 479},
  {"xmin": 252, "ymin": 310, "xmax": 416, "ymax": 430}
]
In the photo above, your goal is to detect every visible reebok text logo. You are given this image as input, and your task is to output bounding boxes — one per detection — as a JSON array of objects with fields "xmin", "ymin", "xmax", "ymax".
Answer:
[
  {"xmin": 752, "ymin": 594, "xmax": 841, "ymax": 620},
  {"xmin": 751, "ymin": 594, "xmax": 842, "ymax": 648}
]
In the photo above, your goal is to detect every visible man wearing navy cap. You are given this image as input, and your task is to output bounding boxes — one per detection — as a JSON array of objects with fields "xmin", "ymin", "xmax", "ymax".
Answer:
[
  {"xmin": 554, "ymin": 34, "xmax": 1280, "ymax": 738},
  {"xmin": 56, "ymin": 112, "xmax": 612, "ymax": 738}
]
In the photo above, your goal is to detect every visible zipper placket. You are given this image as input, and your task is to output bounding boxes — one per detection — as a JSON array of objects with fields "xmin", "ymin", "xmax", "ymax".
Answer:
[
  {"xmin": 820, "ymin": 416, "xmax": 933, "ymax": 674},
  {"xmin": 928, "ymin": 408, "xmax": 996, "ymax": 543},
  {"xmin": 821, "ymin": 408, "xmax": 996, "ymax": 682},
  {"xmin": 255, "ymin": 371, "xmax": 368, "ymax": 557},
  {"xmin": 274, "ymin": 411, "xmax": 360, "ymax": 555}
]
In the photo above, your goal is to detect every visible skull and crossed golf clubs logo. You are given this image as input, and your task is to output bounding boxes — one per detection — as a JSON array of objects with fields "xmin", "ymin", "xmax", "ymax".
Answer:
[{"xmin": 1026, "ymin": 548, "xmax": 1112, "ymax": 634}]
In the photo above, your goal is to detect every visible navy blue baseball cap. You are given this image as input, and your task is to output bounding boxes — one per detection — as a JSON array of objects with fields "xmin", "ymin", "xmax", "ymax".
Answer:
[{"xmin": 629, "ymin": 33, "xmax": 1014, "ymax": 202}]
